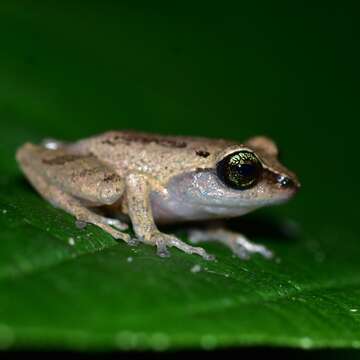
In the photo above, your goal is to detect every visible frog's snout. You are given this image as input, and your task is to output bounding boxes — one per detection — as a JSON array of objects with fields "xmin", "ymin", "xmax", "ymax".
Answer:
[{"xmin": 276, "ymin": 175, "xmax": 300, "ymax": 194}]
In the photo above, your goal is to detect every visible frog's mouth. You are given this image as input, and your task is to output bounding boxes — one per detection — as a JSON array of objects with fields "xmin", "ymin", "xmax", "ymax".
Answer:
[{"xmin": 165, "ymin": 168, "xmax": 299, "ymax": 211}]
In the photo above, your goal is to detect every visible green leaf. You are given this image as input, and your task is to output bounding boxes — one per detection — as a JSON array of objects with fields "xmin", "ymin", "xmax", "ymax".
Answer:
[{"xmin": 1, "ymin": 0, "xmax": 360, "ymax": 352}]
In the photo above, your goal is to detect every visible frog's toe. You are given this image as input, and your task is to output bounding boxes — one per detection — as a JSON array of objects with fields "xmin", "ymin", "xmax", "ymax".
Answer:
[
  {"xmin": 149, "ymin": 231, "xmax": 214, "ymax": 260},
  {"xmin": 100, "ymin": 224, "xmax": 130, "ymax": 243},
  {"xmin": 105, "ymin": 217, "xmax": 129, "ymax": 231},
  {"xmin": 156, "ymin": 239, "xmax": 171, "ymax": 258},
  {"xmin": 74, "ymin": 214, "xmax": 130, "ymax": 243},
  {"xmin": 187, "ymin": 229, "xmax": 207, "ymax": 244},
  {"xmin": 232, "ymin": 236, "xmax": 273, "ymax": 259},
  {"xmin": 251, "ymin": 243, "xmax": 273, "ymax": 259},
  {"xmin": 128, "ymin": 237, "xmax": 140, "ymax": 247},
  {"xmin": 231, "ymin": 244, "xmax": 251, "ymax": 260},
  {"xmin": 168, "ymin": 236, "xmax": 215, "ymax": 261}
]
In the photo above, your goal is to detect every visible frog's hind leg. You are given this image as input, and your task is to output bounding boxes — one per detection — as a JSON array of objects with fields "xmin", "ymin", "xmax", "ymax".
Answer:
[
  {"xmin": 17, "ymin": 143, "xmax": 131, "ymax": 243},
  {"xmin": 188, "ymin": 228, "xmax": 273, "ymax": 259}
]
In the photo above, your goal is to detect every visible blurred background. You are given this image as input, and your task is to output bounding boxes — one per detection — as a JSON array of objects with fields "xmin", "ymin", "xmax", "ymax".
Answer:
[{"xmin": 1, "ymin": 0, "xmax": 360, "ymax": 356}]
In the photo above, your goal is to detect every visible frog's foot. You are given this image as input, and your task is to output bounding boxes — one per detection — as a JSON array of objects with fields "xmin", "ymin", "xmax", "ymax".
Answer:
[
  {"xmin": 146, "ymin": 231, "xmax": 215, "ymax": 260},
  {"xmin": 77, "ymin": 216, "xmax": 140, "ymax": 246},
  {"xmin": 76, "ymin": 215, "xmax": 131, "ymax": 243},
  {"xmin": 76, "ymin": 217, "xmax": 128, "ymax": 231},
  {"xmin": 103, "ymin": 217, "xmax": 138, "ymax": 245},
  {"xmin": 188, "ymin": 228, "xmax": 273, "ymax": 260},
  {"xmin": 104, "ymin": 217, "xmax": 129, "ymax": 231}
]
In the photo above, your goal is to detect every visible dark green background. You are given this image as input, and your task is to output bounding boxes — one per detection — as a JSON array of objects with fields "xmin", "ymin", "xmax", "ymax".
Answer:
[
  {"xmin": 2, "ymin": 0, "xmax": 359, "ymax": 216},
  {"xmin": 0, "ymin": 0, "xmax": 359, "ymax": 354}
]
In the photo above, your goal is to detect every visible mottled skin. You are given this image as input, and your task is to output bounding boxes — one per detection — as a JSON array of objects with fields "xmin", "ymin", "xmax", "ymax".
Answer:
[{"xmin": 16, "ymin": 131, "xmax": 300, "ymax": 259}]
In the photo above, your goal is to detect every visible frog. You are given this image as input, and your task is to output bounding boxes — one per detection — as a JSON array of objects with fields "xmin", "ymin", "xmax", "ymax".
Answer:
[{"xmin": 16, "ymin": 131, "xmax": 300, "ymax": 260}]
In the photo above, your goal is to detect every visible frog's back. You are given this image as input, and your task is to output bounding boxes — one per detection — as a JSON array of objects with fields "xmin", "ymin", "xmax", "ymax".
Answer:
[{"xmin": 72, "ymin": 131, "xmax": 237, "ymax": 181}]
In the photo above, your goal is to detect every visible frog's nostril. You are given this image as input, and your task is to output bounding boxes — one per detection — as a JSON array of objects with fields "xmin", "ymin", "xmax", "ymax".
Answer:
[{"xmin": 277, "ymin": 175, "xmax": 295, "ymax": 189}]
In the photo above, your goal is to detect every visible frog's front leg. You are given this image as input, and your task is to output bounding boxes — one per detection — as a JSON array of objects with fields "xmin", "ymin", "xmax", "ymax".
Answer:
[
  {"xmin": 125, "ymin": 173, "xmax": 214, "ymax": 260},
  {"xmin": 188, "ymin": 227, "xmax": 273, "ymax": 259}
]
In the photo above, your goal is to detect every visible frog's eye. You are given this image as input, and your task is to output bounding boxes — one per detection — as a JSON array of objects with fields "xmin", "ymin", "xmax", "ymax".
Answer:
[{"xmin": 216, "ymin": 150, "xmax": 263, "ymax": 190}]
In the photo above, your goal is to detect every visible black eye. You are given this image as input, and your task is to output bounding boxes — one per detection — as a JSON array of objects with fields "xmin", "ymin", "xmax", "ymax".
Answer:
[{"xmin": 216, "ymin": 150, "xmax": 263, "ymax": 190}]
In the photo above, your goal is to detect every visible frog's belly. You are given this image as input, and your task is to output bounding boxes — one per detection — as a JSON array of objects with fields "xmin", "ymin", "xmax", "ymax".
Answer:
[{"xmin": 150, "ymin": 191, "xmax": 253, "ymax": 224}]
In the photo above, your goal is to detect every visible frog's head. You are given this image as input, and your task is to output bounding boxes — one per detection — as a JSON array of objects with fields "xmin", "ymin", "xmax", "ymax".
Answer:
[
  {"xmin": 214, "ymin": 136, "xmax": 300, "ymax": 207},
  {"xmin": 168, "ymin": 136, "xmax": 300, "ymax": 218}
]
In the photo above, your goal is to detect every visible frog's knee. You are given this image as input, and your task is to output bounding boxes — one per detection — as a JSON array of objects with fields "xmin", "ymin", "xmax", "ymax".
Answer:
[{"xmin": 98, "ymin": 178, "xmax": 125, "ymax": 205}]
